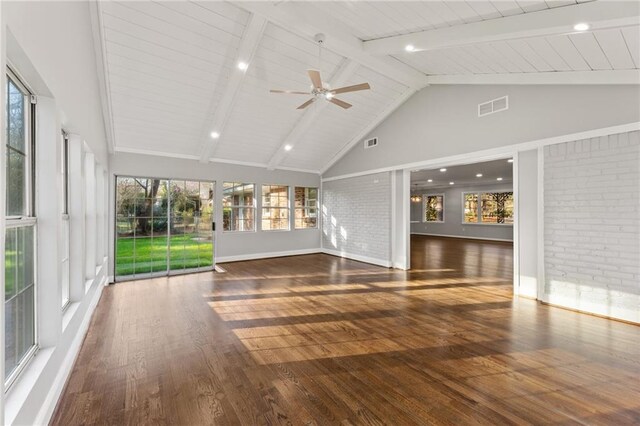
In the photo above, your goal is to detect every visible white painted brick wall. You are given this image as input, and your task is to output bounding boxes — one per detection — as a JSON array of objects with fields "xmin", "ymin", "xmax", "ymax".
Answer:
[
  {"xmin": 321, "ymin": 172, "xmax": 391, "ymax": 264},
  {"xmin": 544, "ymin": 131, "xmax": 640, "ymax": 322}
]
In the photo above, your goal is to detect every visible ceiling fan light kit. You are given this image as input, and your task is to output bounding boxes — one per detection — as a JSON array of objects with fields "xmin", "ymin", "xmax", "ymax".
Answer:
[{"xmin": 270, "ymin": 33, "xmax": 371, "ymax": 110}]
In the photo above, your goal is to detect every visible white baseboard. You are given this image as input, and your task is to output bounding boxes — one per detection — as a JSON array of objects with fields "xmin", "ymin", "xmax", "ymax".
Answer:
[
  {"xmin": 411, "ymin": 232, "xmax": 513, "ymax": 243},
  {"xmin": 35, "ymin": 273, "xmax": 107, "ymax": 425},
  {"xmin": 321, "ymin": 248, "xmax": 392, "ymax": 268},
  {"xmin": 216, "ymin": 248, "xmax": 320, "ymax": 263}
]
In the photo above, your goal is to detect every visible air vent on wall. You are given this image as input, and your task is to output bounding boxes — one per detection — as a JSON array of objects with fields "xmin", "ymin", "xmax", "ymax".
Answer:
[
  {"xmin": 364, "ymin": 137, "xmax": 378, "ymax": 149},
  {"xmin": 478, "ymin": 95, "xmax": 509, "ymax": 117}
]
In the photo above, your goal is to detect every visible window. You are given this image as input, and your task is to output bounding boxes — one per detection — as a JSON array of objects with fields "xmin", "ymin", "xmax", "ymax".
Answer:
[
  {"xmin": 294, "ymin": 187, "xmax": 318, "ymax": 229},
  {"xmin": 481, "ymin": 192, "xmax": 514, "ymax": 224},
  {"xmin": 424, "ymin": 194, "xmax": 444, "ymax": 222},
  {"xmin": 61, "ymin": 132, "xmax": 70, "ymax": 308},
  {"xmin": 222, "ymin": 182, "xmax": 255, "ymax": 232},
  {"xmin": 5, "ymin": 69, "xmax": 37, "ymax": 384},
  {"xmin": 463, "ymin": 191, "xmax": 514, "ymax": 224},
  {"xmin": 262, "ymin": 185, "xmax": 289, "ymax": 231},
  {"xmin": 463, "ymin": 193, "xmax": 478, "ymax": 223}
]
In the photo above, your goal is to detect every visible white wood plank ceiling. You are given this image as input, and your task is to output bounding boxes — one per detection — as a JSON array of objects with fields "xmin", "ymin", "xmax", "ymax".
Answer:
[{"xmin": 94, "ymin": 1, "xmax": 640, "ymax": 173}]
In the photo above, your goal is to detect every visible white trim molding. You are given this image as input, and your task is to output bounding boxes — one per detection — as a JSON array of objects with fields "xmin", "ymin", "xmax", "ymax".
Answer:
[
  {"xmin": 216, "ymin": 248, "xmax": 321, "ymax": 264},
  {"xmin": 411, "ymin": 232, "xmax": 513, "ymax": 243},
  {"xmin": 321, "ymin": 248, "xmax": 392, "ymax": 268},
  {"xmin": 322, "ymin": 122, "xmax": 640, "ymax": 182}
]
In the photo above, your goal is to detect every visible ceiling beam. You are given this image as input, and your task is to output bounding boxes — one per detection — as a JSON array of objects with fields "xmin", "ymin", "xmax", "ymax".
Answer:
[
  {"xmin": 89, "ymin": 1, "xmax": 115, "ymax": 154},
  {"xmin": 364, "ymin": 1, "xmax": 640, "ymax": 55},
  {"xmin": 239, "ymin": 1, "xmax": 429, "ymax": 90},
  {"xmin": 198, "ymin": 14, "xmax": 267, "ymax": 162},
  {"xmin": 320, "ymin": 87, "xmax": 417, "ymax": 175},
  {"xmin": 425, "ymin": 69, "xmax": 640, "ymax": 85},
  {"xmin": 267, "ymin": 59, "xmax": 359, "ymax": 170}
]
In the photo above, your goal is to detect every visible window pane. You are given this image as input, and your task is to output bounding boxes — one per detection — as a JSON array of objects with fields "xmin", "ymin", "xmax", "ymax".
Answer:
[
  {"xmin": 17, "ymin": 226, "xmax": 34, "ymax": 293},
  {"xmin": 262, "ymin": 186, "xmax": 289, "ymax": 230},
  {"xmin": 239, "ymin": 207, "xmax": 255, "ymax": 231},
  {"xmin": 6, "ymin": 148, "xmax": 26, "ymax": 216},
  {"xmin": 7, "ymin": 78, "xmax": 26, "ymax": 152},
  {"xmin": 294, "ymin": 187, "xmax": 318, "ymax": 229},
  {"xmin": 5, "ymin": 228, "xmax": 17, "ymax": 300},
  {"xmin": 223, "ymin": 182, "xmax": 254, "ymax": 208},
  {"xmin": 425, "ymin": 195, "xmax": 444, "ymax": 222},
  {"xmin": 464, "ymin": 193, "xmax": 478, "ymax": 223},
  {"xmin": 481, "ymin": 192, "xmax": 514, "ymax": 224},
  {"xmin": 61, "ymin": 134, "xmax": 69, "ymax": 215},
  {"xmin": 4, "ymin": 225, "xmax": 36, "ymax": 380},
  {"xmin": 4, "ymin": 297, "xmax": 17, "ymax": 378}
]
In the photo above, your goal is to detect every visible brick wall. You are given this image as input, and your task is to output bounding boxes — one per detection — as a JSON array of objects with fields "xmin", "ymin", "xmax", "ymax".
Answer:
[
  {"xmin": 321, "ymin": 172, "xmax": 391, "ymax": 266},
  {"xmin": 544, "ymin": 130, "xmax": 640, "ymax": 322}
]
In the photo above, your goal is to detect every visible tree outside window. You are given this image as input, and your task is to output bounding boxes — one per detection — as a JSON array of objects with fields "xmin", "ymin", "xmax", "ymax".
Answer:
[{"xmin": 424, "ymin": 195, "xmax": 444, "ymax": 222}]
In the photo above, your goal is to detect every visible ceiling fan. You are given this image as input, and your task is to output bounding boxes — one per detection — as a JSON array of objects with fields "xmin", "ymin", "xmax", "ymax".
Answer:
[{"xmin": 270, "ymin": 33, "xmax": 371, "ymax": 110}]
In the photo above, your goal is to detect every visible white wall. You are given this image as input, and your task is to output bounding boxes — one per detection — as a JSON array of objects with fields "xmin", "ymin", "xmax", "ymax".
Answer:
[
  {"xmin": 325, "ymin": 84, "xmax": 640, "ymax": 178},
  {"xmin": 321, "ymin": 172, "xmax": 392, "ymax": 267},
  {"xmin": 410, "ymin": 182, "xmax": 514, "ymax": 241},
  {"xmin": 1, "ymin": 2, "xmax": 111, "ymax": 424},
  {"xmin": 3, "ymin": 0, "xmax": 109, "ymax": 165},
  {"xmin": 516, "ymin": 149, "xmax": 539, "ymax": 299},
  {"xmin": 543, "ymin": 131, "xmax": 640, "ymax": 323},
  {"xmin": 108, "ymin": 152, "xmax": 322, "ymax": 272},
  {"xmin": 320, "ymin": 82, "xmax": 640, "ymax": 323}
]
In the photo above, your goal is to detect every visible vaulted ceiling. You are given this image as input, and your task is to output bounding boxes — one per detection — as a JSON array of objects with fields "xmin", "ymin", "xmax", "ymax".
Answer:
[{"xmin": 92, "ymin": 0, "xmax": 640, "ymax": 174}]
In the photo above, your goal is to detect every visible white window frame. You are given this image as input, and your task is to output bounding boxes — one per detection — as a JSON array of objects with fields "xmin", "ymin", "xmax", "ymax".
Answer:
[
  {"xmin": 462, "ymin": 192, "xmax": 480, "ymax": 224},
  {"xmin": 261, "ymin": 184, "xmax": 290, "ymax": 232},
  {"xmin": 423, "ymin": 193, "xmax": 445, "ymax": 223},
  {"xmin": 222, "ymin": 182, "xmax": 256, "ymax": 233},
  {"xmin": 4, "ymin": 66, "xmax": 39, "ymax": 389},
  {"xmin": 461, "ymin": 191, "xmax": 514, "ymax": 226},
  {"xmin": 294, "ymin": 186, "xmax": 318, "ymax": 230},
  {"xmin": 61, "ymin": 131, "xmax": 70, "ymax": 309}
]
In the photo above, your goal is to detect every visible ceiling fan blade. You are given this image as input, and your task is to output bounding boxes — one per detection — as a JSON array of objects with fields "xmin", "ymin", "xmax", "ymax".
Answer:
[
  {"xmin": 330, "ymin": 82, "xmax": 371, "ymax": 95},
  {"xmin": 297, "ymin": 98, "xmax": 316, "ymax": 109},
  {"xmin": 329, "ymin": 98, "xmax": 352, "ymax": 109},
  {"xmin": 307, "ymin": 69, "xmax": 323, "ymax": 90},
  {"xmin": 270, "ymin": 89, "xmax": 309, "ymax": 95}
]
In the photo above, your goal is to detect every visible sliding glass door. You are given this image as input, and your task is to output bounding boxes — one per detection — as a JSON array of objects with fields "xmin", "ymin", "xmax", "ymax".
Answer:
[{"xmin": 115, "ymin": 176, "xmax": 214, "ymax": 281}]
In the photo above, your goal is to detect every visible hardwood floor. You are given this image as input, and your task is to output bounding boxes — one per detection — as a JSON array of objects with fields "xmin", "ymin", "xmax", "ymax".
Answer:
[{"xmin": 52, "ymin": 236, "xmax": 640, "ymax": 425}]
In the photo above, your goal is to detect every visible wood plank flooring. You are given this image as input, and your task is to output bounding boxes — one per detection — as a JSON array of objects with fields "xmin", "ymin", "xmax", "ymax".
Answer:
[{"xmin": 52, "ymin": 235, "xmax": 640, "ymax": 425}]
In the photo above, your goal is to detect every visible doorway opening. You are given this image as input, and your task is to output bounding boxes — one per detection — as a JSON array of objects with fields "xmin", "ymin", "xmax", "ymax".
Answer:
[
  {"xmin": 409, "ymin": 158, "xmax": 515, "ymax": 293},
  {"xmin": 115, "ymin": 176, "xmax": 215, "ymax": 282}
]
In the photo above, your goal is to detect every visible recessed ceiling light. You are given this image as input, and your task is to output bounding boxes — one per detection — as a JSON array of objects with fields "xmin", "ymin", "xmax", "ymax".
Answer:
[
  {"xmin": 497, "ymin": 177, "xmax": 503, "ymax": 181},
  {"xmin": 427, "ymin": 179, "xmax": 433, "ymax": 183},
  {"xmin": 476, "ymin": 173, "xmax": 483, "ymax": 177},
  {"xmin": 405, "ymin": 44, "xmax": 415, "ymax": 52},
  {"xmin": 507, "ymin": 158, "xmax": 514, "ymax": 163},
  {"xmin": 237, "ymin": 61, "xmax": 249, "ymax": 71},
  {"xmin": 210, "ymin": 131, "xmax": 220, "ymax": 139},
  {"xmin": 439, "ymin": 168, "xmax": 447, "ymax": 172},
  {"xmin": 573, "ymin": 23, "xmax": 590, "ymax": 31},
  {"xmin": 449, "ymin": 181, "xmax": 454, "ymax": 185},
  {"xmin": 284, "ymin": 144, "xmax": 293, "ymax": 151}
]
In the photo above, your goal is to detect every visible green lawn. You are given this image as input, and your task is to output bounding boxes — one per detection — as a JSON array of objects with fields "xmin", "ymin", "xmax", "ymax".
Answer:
[{"xmin": 116, "ymin": 234, "xmax": 213, "ymax": 277}]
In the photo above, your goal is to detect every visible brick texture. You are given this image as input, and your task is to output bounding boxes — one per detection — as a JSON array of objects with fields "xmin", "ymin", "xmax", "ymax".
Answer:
[
  {"xmin": 544, "ymin": 130, "xmax": 640, "ymax": 321},
  {"xmin": 321, "ymin": 172, "xmax": 391, "ymax": 263}
]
